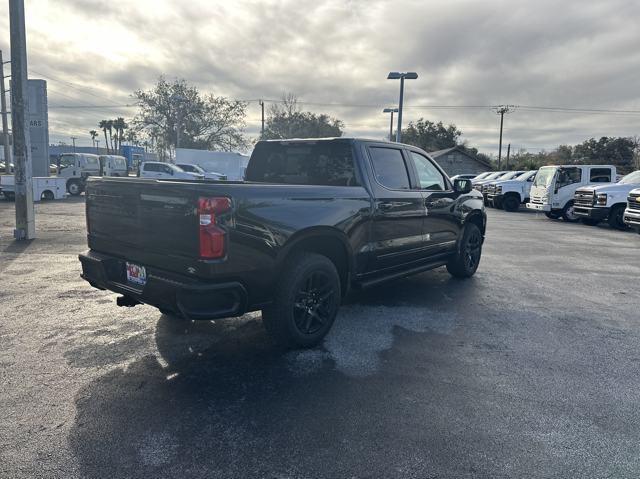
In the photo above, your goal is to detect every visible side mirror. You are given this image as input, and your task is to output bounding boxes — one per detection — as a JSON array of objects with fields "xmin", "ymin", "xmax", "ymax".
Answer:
[{"xmin": 453, "ymin": 178, "xmax": 472, "ymax": 194}]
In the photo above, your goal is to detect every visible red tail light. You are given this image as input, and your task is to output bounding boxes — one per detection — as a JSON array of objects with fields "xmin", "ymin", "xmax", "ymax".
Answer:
[{"xmin": 198, "ymin": 197, "xmax": 232, "ymax": 259}]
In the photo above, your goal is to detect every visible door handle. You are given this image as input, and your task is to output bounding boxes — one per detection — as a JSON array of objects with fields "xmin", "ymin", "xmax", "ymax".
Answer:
[{"xmin": 378, "ymin": 202, "xmax": 393, "ymax": 211}]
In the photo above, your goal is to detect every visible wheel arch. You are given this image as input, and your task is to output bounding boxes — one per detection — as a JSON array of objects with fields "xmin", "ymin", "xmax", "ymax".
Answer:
[
  {"xmin": 464, "ymin": 210, "xmax": 486, "ymax": 236},
  {"xmin": 277, "ymin": 227, "xmax": 354, "ymax": 296}
]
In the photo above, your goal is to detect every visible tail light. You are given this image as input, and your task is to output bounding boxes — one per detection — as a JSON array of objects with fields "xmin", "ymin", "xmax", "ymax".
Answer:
[{"xmin": 198, "ymin": 197, "xmax": 232, "ymax": 259}]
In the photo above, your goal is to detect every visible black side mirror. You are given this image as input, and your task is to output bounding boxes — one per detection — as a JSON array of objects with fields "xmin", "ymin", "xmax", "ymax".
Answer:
[{"xmin": 453, "ymin": 178, "xmax": 472, "ymax": 194}]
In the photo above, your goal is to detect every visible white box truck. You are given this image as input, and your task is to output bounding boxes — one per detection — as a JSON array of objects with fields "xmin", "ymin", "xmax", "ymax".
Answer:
[{"xmin": 526, "ymin": 165, "xmax": 616, "ymax": 221}]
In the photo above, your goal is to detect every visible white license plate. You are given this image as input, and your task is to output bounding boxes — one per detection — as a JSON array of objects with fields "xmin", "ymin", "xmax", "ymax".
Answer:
[{"xmin": 126, "ymin": 262, "xmax": 147, "ymax": 286}]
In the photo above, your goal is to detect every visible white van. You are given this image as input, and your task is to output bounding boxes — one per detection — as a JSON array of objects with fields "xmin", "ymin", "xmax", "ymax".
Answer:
[
  {"xmin": 138, "ymin": 162, "xmax": 204, "ymax": 180},
  {"xmin": 99, "ymin": 155, "xmax": 128, "ymax": 177},
  {"xmin": 57, "ymin": 153, "xmax": 101, "ymax": 195},
  {"xmin": 526, "ymin": 165, "xmax": 616, "ymax": 221}
]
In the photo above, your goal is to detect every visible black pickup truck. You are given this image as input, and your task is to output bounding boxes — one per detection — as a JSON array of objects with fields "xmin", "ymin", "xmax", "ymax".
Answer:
[{"xmin": 80, "ymin": 138, "xmax": 486, "ymax": 348}]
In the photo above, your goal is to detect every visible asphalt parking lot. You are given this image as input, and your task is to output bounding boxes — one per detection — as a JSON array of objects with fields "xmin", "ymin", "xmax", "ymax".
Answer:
[{"xmin": 1, "ymin": 197, "xmax": 639, "ymax": 479}]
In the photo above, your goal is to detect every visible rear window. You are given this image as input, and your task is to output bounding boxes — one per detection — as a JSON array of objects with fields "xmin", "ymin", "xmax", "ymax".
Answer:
[{"xmin": 245, "ymin": 142, "xmax": 359, "ymax": 186}]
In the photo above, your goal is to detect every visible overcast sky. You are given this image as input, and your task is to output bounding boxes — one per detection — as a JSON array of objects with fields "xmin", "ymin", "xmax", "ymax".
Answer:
[{"xmin": 1, "ymin": 0, "xmax": 640, "ymax": 154}]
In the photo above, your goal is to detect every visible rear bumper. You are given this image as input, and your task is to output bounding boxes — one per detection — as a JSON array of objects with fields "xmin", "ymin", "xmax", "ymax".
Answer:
[
  {"xmin": 624, "ymin": 209, "xmax": 640, "ymax": 227},
  {"xmin": 573, "ymin": 206, "xmax": 609, "ymax": 221},
  {"xmin": 79, "ymin": 250, "xmax": 248, "ymax": 320}
]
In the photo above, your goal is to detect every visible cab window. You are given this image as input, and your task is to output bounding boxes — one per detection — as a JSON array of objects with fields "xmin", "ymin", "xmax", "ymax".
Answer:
[
  {"xmin": 590, "ymin": 168, "xmax": 612, "ymax": 183},
  {"xmin": 409, "ymin": 152, "xmax": 446, "ymax": 191},
  {"xmin": 143, "ymin": 163, "xmax": 159, "ymax": 172},
  {"xmin": 557, "ymin": 167, "xmax": 581, "ymax": 187},
  {"xmin": 369, "ymin": 147, "xmax": 411, "ymax": 190}
]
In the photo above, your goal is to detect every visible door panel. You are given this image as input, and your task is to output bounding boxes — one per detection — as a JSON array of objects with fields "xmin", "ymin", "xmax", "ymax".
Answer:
[
  {"xmin": 367, "ymin": 146, "xmax": 427, "ymax": 271},
  {"xmin": 407, "ymin": 151, "xmax": 459, "ymax": 252}
]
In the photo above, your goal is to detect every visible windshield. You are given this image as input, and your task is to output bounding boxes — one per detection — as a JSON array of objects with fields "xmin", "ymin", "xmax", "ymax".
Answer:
[
  {"xmin": 483, "ymin": 172, "xmax": 504, "ymax": 180},
  {"xmin": 498, "ymin": 171, "xmax": 522, "ymax": 180},
  {"xmin": 178, "ymin": 164, "xmax": 203, "ymax": 174},
  {"xmin": 618, "ymin": 171, "xmax": 640, "ymax": 185},
  {"xmin": 59, "ymin": 154, "xmax": 76, "ymax": 168},
  {"xmin": 473, "ymin": 172, "xmax": 491, "ymax": 180},
  {"xmin": 533, "ymin": 167, "xmax": 557, "ymax": 187},
  {"xmin": 515, "ymin": 171, "xmax": 535, "ymax": 181}
]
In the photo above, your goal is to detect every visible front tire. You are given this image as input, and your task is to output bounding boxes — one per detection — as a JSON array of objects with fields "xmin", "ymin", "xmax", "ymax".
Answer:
[
  {"xmin": 502, "ymin": 195, "xmax": 520, "ymax": 212},
  {"xmin": 262, "ymin": 252, "xmax": 341, "ymax": 349},
  {"xmin": 67, "ymin": 179, "xmax": 82, "ymax": 196},
  {"xmin": 608, "ymin": 204, "xmax": 628, "ymax": 230},
  {"xmin": 561, "ymin": 201, "xmax": 579, "ymax": 222},
  {"xmin": 447, "ymin": 223, "xmax": 483, "ymax": 278}
]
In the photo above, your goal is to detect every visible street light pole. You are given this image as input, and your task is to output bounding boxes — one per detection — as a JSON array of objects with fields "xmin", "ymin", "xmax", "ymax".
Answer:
[
  {"xmin": 0, "ymin": 50, "xmax": 11, "ymax": 173},
  {"xmin": 387, "ymin": 72, "xmax": 418, "ymax": 143},
  {"xmin": 382, "ymin": 108, "xmax": 398, "ymax": 141},
  {"xmin": 71, "ymin": 136, "xmax": 77, "ymax": 152}
]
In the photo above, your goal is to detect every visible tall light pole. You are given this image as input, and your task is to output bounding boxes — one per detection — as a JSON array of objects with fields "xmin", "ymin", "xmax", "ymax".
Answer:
[
  {"xmin": 493, "ymin": 105, "xmax": 516, "ymax": 169},
  {"xmin": 70, "ymin": 136, "xmax": 77, "ymax": 152},
  {"xmin": 387, "ymin": 71, "xmax": 418, "ymax": 143},
  {"xmin": 382, "ymin": 108, "xmax": 398, "ymax": 141}
]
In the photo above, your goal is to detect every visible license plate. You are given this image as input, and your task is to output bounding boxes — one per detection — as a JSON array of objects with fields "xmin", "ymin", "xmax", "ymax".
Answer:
[{"xmin": 126, "ymin": 262, "xmax": 147, "ymax": 286}]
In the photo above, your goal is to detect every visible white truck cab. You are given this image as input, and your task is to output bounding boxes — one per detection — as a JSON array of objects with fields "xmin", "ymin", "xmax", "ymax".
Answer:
[
  {"xmin": 573, "ymin": 170, "xmax": 640, "ymax": 230},
  {"xmin": 57, "ymin": 153, "xmax": 101, "ymax": 195},
  {"xmin": 487, "ymin": 170, "xmax": 537, "ymax": 211},
  {"xmin": 138, "ymin": 162, "xmax": 204, "ymax": 180},
  {"xmin": 624, "ymin": 188, "xmax": 640, "ymax": 232},
  {"xmin": 176, "ymin": 163, "xmax": 226, "ymax": 180},
  {"xmin": 526, "ymin": 165, "xmax": 616, "ymax": 221},
  {"xmin": 99, "ymin": 155, "xmax": 128, "ymax": 177}
]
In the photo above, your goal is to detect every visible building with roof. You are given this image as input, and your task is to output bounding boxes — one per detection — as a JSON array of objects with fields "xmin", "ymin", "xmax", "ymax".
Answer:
[{"xmin": 429, "ymin": 146, "xmax": 492, "ymax": 176}]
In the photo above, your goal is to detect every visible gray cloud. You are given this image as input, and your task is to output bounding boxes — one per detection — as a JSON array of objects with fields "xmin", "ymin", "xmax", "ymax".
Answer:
[{"xmin": 2, "ymin": 0, "xmax": 639, "ymax": 152}]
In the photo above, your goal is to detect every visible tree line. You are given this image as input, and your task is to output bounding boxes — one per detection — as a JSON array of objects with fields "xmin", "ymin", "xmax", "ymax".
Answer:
[{"xmin": 88, "ymin": 77, "xmax": 639, "ymax": 172}]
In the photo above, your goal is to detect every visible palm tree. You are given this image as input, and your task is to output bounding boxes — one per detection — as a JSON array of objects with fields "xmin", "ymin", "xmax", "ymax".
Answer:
[
  {"xmin": 89, "ymin": 130, "xmax": 98, "ymax": 150},
  {"xmin": 106, "ymin": 119, "xmax": 114, "ymax": 153},
  {"xmin": 98, "ymin": 120, "xmax": 110, "ymax": 154},
  {"xmin": 112, "ymin": 117, "xmax": 128, "ymax": 153}
]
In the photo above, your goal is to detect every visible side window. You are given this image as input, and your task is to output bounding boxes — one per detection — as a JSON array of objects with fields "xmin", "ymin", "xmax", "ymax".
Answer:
[
  {"xmin": 145, "ymin": 163, "xmax": 159, "ymax": 172},
  {"xmin": 557, "ymin": 167, "xmax": 581, "ymax": 187},
  {"xmin": 163, "ymin": 165, "xmax": 174, "ymax": 174},
  {"xmin": 369, "ymin": 147, "xmax": 411, "ymax": 190},
  {"xmin": 590, "ymin": 168, "xmax": 612, "ymax": 183},
  {"xmin": 409, "ymin": 152, "xmax": 446, "ymax": 191}
]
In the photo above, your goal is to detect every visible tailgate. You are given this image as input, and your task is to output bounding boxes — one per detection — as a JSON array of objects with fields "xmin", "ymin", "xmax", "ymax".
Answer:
[{"xmin": 86, "ymin": 179, "xmax": 200, "ymax": 261}]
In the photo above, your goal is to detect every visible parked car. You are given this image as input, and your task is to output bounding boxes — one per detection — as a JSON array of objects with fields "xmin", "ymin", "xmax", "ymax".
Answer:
[
  {"xmin": 478, "ymin": 171, "xmax": 524, "ymax": 204},
  {"xmin": 138, "ymin": 161, "xmax": 204, "ymax": 180},
  {"xmin": 487, "ymin": 170, "xmax": 537, "ymax": 211},
  {"xmin": 99, "ymin": 155, "xmax": 129, "ymax": 177},
  {"xmin": 451, "ymin": 173, "xmax": 481, "ymax": 181},
  {"xmin": 472, "ymin": 171, "xmax": 506, "ymax": 187},
  {"xmin": 527, "ymin": 165, "xmax": 616, "ymax": 221},
  {"xmin": 623, "ymin": 188, "xmax": 640, "ymax": 232},
  {"xmin": 573, "ymin": 170, "xmax": 640, "ymax": 229},
  {"xmin": 80, "ymin": 138, "xmax": 487, "ymax": 349},
  {"xmin": 176, "ymin": 163, "xmax": 227, "ymax": 180},
  {"xmin": 56, "ymin": 153, "xmax": 101, "ymax": 195}
]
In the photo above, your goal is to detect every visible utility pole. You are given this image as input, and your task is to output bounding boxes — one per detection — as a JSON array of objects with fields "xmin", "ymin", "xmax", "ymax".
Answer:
[
  {"xmin": 95, "ymin": 139, "xmax": 100, "ymax": 154},
  {"xmin": 259, "ymin": 100, "xmax": 265, "ymax": 137},
  {"xmin": 0, "ymin": 51, "xmax": 11, "ymax": 173},
  {"xmin": 506, "ymin": 143, "xmax": 511, "ymax": 169},
  {"xmin": 9, "ymin": 0, "xmax": 35, "ymax": 240},
  {"xmin": 70, "ymin": 136, "xmax": 77, "ymax": 152},
  {"xmin": 494, "ymin": 105, "xmax": 516, "ymax": 170}
]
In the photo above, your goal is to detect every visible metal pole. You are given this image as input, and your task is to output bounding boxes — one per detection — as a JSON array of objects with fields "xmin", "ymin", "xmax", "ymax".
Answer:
[
  {"xmin": 259, "ymin": 100, "xmax": 265, "ymax": 137},
  {"xmin": 396, "ymin": 76, "xmax": 404, "ymax": 143},
  {"xmin": 497, "ymin": 110, "xmax": 504, "ymax": 169},
  {"xmin": 9, "ymin": 0, "xmax": 35, "ymax": 240},
  {"xmin": 389, "ymin": 111, "xmax": 394, "ymax": 141},
  {"xmin": 0, "ymin": 51, "xmax": 11, "ymax": 173},
  {"xmin": 506, "ymin": 143, "xmax": 511, "ymax": 169},
  {"xmin": 71, "ymin": 136, "xmax": 76, "ymax": 152}
]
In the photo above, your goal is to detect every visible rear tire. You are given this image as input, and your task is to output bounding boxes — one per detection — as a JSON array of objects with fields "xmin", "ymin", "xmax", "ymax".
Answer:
[
  {"xmin": 446, "ymin": 223, "xmax": 483, "ymax": 278},
  {"xmin": 41, "ymin": 190, "xmax": 55, "ymax": 201},
  {"xmin": 607, "ymin": 204, "xmax": 628, "ymax": 230},
  {"xmin": 561, "ymin": 201, "xmax": 579, "ymax": 222},
  {"xmin": 502, "ymin": 195, "xmax": 520, "ymax": 212},
  {"xmin": 262, "ymin": 252, "xmax": 341, "ymax": 349}
]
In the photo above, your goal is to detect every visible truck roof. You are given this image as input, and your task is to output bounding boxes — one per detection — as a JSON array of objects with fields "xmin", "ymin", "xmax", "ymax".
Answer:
[{"xmin": 258, "ymin": 137, "xmax": 392, "ymax": 144}]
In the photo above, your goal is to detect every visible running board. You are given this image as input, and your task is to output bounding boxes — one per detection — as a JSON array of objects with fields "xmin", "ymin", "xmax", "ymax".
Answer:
[{"xmin": 356, "ymin": 259, "xmax": 449, "ymax": 290}]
